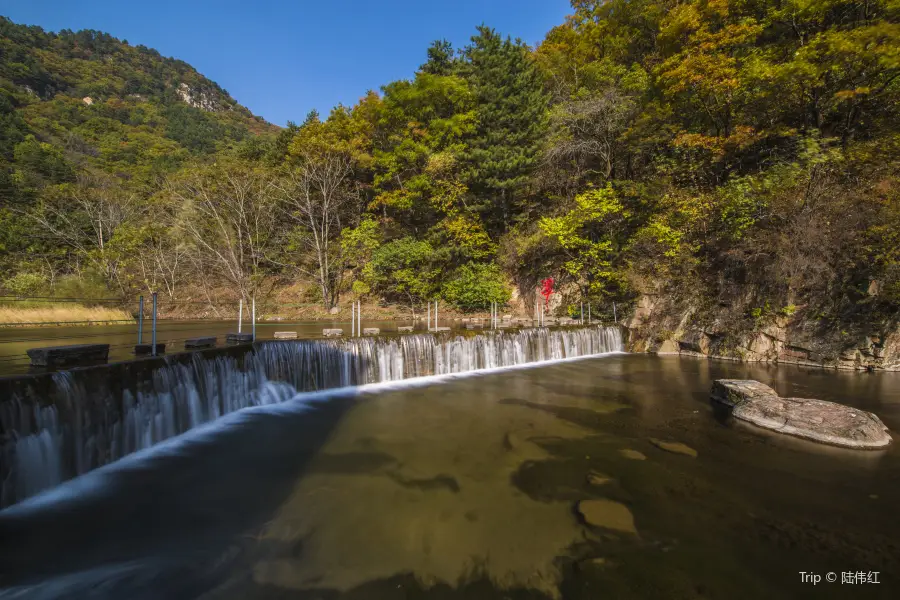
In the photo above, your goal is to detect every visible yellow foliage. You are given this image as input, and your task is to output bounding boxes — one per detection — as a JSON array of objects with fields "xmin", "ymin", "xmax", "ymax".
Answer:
[{"xmin": 0, "ymin": 305, "xmax": 132, "ymax": 326}]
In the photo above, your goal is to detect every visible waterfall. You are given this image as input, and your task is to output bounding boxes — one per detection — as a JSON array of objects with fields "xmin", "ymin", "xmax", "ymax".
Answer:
[{"xmin": 0, "ymin": 326, "xmax": 622, "ymax": 506}]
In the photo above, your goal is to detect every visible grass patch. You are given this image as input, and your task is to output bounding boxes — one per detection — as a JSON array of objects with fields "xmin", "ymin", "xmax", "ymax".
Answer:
[{"xmin": 0, "ymin": 304, "xmax": 133, "ymax": 326}]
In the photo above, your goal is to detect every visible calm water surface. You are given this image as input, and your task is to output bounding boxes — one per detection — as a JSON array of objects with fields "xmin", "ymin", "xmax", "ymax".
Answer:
[
  {"xmin": 1, "ymin": 354, "xmax": 897, "ymax": 599},
  {"xmin": 0, "ymin": 319, "xmax": 449, "ymax": 375}
]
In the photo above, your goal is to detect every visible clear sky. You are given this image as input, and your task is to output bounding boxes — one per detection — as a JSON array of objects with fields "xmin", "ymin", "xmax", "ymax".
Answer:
[{"xmin": 3, "ymin": 0, "xmax": 572, "ymax": 126}]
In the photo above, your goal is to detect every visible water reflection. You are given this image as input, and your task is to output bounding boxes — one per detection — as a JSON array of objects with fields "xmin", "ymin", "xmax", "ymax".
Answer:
[{"xmin": 1, "ymin": 354, "xmax": 898, "ymax": 599}]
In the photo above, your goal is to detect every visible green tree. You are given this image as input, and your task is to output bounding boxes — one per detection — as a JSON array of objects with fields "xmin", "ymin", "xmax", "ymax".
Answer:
[
  {"xmin": 442, "ymin": 262, "xmax": 511, "ymax": 311},
  {"xmin": 364, "ymin": 237, "xmax": 439, "ymax": 310},
  {"xmin": 421, "ymin": 40, "xmax": 456, "ymax": 75},
  {"xmin": 539, "ymin": 186, "xmax": 631, "ymax": 301},
  {"xmin": 460, "ymin": 26, "xmax": 549, "ymax": 231}
]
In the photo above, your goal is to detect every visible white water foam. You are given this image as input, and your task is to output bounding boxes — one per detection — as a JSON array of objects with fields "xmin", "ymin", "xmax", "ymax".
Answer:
[
  {"xmin": 1, "ymin": 326, "xmax": 623, "ymax": 507},
  {"xmin": 1, "ymin": 347, "xmax": 623, "ymax": 518}
]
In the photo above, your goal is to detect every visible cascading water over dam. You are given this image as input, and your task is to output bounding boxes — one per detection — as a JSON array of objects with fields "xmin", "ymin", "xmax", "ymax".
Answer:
[{"xmin": 0, "ymin": 326, "xmax": 623, "ymax": 507}]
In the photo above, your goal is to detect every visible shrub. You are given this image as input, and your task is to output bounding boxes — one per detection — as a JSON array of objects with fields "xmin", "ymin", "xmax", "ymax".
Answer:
[{"xmin": 442, "ymin": 262, "xmax": 510, "ymax": 311}]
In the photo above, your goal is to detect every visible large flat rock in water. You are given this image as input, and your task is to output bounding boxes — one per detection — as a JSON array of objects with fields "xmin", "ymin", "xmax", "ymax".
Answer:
[{"xmin": 711, "ymin": 379, "xmax": 891, "ymax": 449}]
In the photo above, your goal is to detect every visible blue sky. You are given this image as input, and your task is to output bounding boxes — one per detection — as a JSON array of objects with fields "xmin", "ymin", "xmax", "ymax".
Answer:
[{"xmin": 4, "ymin": 0, "xmax": 572, "ymax": 126}]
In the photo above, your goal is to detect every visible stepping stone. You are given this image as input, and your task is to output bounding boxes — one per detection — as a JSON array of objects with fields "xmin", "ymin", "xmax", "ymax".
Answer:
[
  {"xmin": 27, "ymin": 344, "xmax": 109, "ymax": 368},
  {"xmin": 185, "ymin": 337, "xmax": 216, "ymax": 349},
  {"xmin": 273, "ymin": 331, "xmax": 298, "ymax": 339},
  {"xmin": 397, "ymin": 326, "xmax": 414, "ymax": 333},
  {"xmin": 133, "ymin": 343, "xmax": 166, "ymax": 356},
  {"xmin": 363, "ymin": 328, "xmax": 380, "ymax": 335},
  {"xmin": 323, "ymin": 328, "xmax": 343, "ymax": 337},
  {"xmin": 226, "ymin": 332, "xmax": 253, "ymax": 344}
]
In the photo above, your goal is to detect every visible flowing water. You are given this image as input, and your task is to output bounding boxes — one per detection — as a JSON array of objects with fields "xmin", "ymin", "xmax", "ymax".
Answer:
[
  {"xmin": 1, "ymin": 343, "xmax": 898, "ymax": 599},
  {"xmin": 1, "ymin": 327, "xmax": 622, "ymax": 506}
]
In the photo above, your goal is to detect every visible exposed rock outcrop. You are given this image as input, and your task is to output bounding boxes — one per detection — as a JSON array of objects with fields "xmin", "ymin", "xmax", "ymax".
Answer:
[
  {"xmin": 711, "ymin": 379, "xmax": 892, "ymax": 449},
  {"xmin": 627, "ymin": 293, "xmax": 900, "ymax": 371},
  {"xmin": 176, "ymin": 82, "xmax": 223, "ymax": 112}
]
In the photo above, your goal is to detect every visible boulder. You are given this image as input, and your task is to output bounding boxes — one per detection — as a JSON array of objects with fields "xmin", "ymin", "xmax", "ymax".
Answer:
[
  {"xmin": 329, "ymin": 306, "xmax": 340, "ymax": 315},
  {"xmin": 711, "ymin": 379, "xmax": 891, "ymax": 449}
]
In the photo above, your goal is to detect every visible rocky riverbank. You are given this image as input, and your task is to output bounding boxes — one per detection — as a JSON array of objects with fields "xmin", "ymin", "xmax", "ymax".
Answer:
[{"xmin": 626, "ymin": 294, "xmax": 900, "ymax": 372}]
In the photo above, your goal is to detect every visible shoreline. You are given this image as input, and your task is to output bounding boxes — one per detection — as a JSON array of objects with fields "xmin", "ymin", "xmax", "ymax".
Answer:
[{"xmin": 651, "ymin": 350, "xmax": 900, "ymax": 373}]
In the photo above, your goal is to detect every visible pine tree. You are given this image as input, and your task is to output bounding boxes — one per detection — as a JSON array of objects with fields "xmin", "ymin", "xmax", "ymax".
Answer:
[
  {"xmin": 460, "ymin": 26, "xmax": 548, "ymax": 232},
  {"xmin": 420, "ymin": 40, "xmax": 456, "ymax": 76}
]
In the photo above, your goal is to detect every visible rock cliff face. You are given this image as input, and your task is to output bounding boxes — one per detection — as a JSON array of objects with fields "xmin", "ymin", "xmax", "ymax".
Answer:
[
  {"xmin": 176, "ymin": 82, "xmax": 224, "ymax": 112},
  {"xmin": 628, "ymin": 294, "xmax": 900, "ymax": 371}
]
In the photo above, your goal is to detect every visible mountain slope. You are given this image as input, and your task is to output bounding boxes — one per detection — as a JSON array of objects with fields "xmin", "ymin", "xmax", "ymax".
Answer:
[{"xmin": 0, "ymin": 16, "xmax": 274, "ymax": 203}]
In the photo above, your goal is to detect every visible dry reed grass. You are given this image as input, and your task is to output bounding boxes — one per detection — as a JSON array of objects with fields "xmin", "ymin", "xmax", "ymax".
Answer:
[{"xmin": 0, "ymin": 305, "xmax": 133, "ymax": 326}]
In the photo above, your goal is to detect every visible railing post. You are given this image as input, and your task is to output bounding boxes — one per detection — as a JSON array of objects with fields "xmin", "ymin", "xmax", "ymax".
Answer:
[
  {"xmin": 238, "ymin": 299, "xmax": 243, "ymax": 334},
  {"xmin": 251, "ymin": 296, "xmax": 256, "ymax": 341},
  {"xmin": 613, "ymin": 302, "xmax": 617, "ymax": 324},
  {"xmin": 588, "ymin": 302, "xmax": 591, "ymax": 325},
  {"xmin": 137, "ymin": 295, "xmax": 144, "ymax": 344},
  {"xmin": 151, "ymin": 292, "xmax": 158, "ymax": 357},
  {"xmin": 434, "ymin": 300, "xmax": 438, "ymax": 330},
  {"xmin": 581, "ymin": 302, "xmax": 584, "ymax": 325},
  {"xmin": 427, "ymin": 302, "xmax": 430, "ymax": 332}
]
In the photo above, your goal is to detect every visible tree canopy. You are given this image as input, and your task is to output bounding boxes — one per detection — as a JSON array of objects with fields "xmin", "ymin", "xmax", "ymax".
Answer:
[{"xmin": 1, "ymin": 2, "xmax": 898, "ymax": 333}]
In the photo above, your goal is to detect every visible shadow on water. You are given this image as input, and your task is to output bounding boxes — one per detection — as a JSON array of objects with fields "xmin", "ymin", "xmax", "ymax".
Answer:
[
  {"xmin": 0, "ymin": 390, "xmax": 362, "ymax": 597},
  {"xmin": 2, "ymin": 353, "xmax": 900, "ymax": 599}
]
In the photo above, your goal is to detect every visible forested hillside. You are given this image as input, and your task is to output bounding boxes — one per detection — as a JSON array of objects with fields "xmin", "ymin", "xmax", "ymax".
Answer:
[{"xmin": 1, "ymin": 2, "xmax": 898, "ymax": 364}]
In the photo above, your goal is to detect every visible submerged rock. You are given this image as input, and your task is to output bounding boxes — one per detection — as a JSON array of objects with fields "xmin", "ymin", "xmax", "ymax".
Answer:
[
  {"xmin": 577, "ymin": 499, "xmax": 637, "ymax": 534},
  {"xmin": 711, "ymin": 380, "xmax": 892, "ymax": 449},
  {"xmin": 649, "ymin": 438, "xmax": 698, "ymax": 458},
  {"xmin": 619, "ymin": 449, "xmax": 646, "ymax": 460},
  {"xmin": 586, "ymin": 471, "xmax": 612, "ymax": 486}
]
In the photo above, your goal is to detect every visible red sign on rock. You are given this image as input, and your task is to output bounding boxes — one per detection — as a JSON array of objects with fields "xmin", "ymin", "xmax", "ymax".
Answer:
[{"xmin": 540, "ymin": 277, "xmax": 554, "ymax": 308}]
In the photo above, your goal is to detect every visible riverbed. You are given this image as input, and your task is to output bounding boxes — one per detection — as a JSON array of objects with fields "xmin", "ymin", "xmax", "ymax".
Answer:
[{"xmin": 1, "ymin": 354, "xmax": 897, "ymax": 599}]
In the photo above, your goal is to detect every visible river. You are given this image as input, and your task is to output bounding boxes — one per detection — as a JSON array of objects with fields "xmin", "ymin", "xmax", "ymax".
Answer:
[
  {"xmin": 0, "ymin": 352, "xmax": 898, "ymax": 599},
  {"xmin": 0, "ymin": 319, "xmax": 447, "ymax": 376}
]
